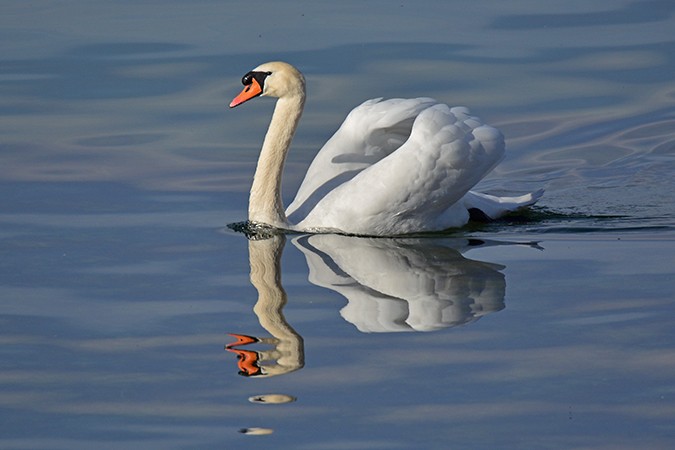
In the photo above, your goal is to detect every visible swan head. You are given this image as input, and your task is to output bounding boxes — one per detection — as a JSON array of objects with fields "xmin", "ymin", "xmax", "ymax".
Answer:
[{"xmin": 229, "ymin": 61, "xmax": 305, "ymax": 108}]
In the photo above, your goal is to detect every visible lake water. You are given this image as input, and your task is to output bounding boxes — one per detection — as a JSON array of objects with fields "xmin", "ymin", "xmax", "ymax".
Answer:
[{"xmin": 2, "ymin": 1, "xmax": 675, "ymax": 449}]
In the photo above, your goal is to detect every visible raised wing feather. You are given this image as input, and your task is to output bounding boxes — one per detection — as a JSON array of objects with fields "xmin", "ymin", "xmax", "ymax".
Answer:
[{"xmin": 286, "ymin": 97, "xmax": 437, "ymax": 221}]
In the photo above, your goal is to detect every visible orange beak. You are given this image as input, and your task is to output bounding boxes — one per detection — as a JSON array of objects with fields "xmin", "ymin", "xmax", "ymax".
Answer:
[
  {"xmin": 225, "ymin": 333, "xmax": 263, "ymax": 376},
  {"xmin": 229, "ymin": 78, "xmax": 263, "ymax": 108},
  {"xmin": 227, "ymin": 347, "xmax": 263, "ymax": 376},
  {"xmin": 225, "ymin": 333, "xmax": 258, "ymax": 348}
]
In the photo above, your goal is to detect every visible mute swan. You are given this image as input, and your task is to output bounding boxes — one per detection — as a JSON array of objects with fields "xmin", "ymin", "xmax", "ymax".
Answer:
[{"xmin": 229, "ymin": 61, "xmax": 542, "ymax": 236}]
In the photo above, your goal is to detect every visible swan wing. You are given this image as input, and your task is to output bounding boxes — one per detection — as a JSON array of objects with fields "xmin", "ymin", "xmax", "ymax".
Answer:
[
  {"xmin": 296, "ymin": 105, "xmax": 506, "ymax": 235},
  {"xmin": 286, "ymin": 97, "xmax": 438, "ymax": 221}
]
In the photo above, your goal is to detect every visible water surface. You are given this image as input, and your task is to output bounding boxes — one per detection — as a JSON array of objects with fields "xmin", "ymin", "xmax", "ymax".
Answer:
[{"xmin": 2, "ymin": 1, "xmax": 675, "ymax": 449}]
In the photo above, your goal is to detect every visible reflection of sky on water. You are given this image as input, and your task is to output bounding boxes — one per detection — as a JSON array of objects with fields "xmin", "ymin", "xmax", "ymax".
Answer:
[
  {"xmin": 2, "ymin": 1, "xmax": 675, "ymax": 448},
  {"xmin": 2, "ymin": 10, "xmax": 674, "ymax": 220},
  {"xmin": 3, "ymin": 1, "xmax": 675, "ymax": 58},
  {"xmin": 4, "ymin": 227, "xmax": 675, "ymax": 448}
]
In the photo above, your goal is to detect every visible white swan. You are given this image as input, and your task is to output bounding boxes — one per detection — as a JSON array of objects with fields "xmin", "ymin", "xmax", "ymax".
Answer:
[{"xmin": 230, "ymin": 61, "xmax": 542, "ymax": 236}]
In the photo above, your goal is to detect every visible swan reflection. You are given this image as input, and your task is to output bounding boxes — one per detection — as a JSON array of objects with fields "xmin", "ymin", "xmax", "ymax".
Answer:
[
  {"xmin": 226, "ymin": 232, "xmax": 531, "ymax": 376},
  {"xmin": 293, "ymin": 234, "xmax": 508, "ymax": 333}
]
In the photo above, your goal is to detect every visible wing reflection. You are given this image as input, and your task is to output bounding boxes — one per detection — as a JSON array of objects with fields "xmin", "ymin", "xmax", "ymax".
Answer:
[{"xmin": 293, "ymin": 235, "xmax": 508, "ymax": 333}]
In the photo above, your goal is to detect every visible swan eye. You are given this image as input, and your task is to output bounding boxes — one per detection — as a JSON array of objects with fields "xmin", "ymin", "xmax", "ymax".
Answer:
[
  {"xmin": 241, "ymin": 72, "xmax": 254, "ymax": 86},
  {"xmin": 242, "ymin": 71, "xmax": 272, "ymax": 87}
]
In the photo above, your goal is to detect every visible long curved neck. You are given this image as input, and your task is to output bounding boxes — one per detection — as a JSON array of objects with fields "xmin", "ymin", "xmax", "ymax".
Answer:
[{"xmin": 249, "ymin": 94, "xmax": 305, "ymax": 227}]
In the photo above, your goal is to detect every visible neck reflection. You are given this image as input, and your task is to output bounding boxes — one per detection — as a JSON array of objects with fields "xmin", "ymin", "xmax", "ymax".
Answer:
[{"xmin": 226, "ymin": 234, "xmax": 304, "ymax": 377}]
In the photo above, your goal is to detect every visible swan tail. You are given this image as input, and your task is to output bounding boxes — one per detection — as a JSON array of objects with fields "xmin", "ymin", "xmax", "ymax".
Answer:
[{"xmin": 463, "ymin": 189, "xmax": 544, "ymax": 220}]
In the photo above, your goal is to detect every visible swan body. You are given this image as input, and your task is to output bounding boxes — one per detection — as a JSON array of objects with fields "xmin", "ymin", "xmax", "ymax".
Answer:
[{"xmin": 230, "ymin": 61, "xmax": 542, "ymax": 236}]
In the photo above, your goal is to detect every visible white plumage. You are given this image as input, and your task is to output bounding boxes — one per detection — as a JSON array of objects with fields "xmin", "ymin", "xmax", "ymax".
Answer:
[{"xmin": 230, "ymin": 61, "xmax": 542, "ymax": 236}]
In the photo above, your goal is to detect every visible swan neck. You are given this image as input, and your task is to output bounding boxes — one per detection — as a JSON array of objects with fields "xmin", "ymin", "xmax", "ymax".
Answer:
[{"xmin": 249, "ymin": 94, "xmax": 305, "ymax": 227}]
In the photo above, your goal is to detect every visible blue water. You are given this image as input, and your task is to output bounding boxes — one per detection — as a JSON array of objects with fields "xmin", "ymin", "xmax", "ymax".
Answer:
[{"xmin": 2, "ymin": 1, "xmax": 675, "ymax": 449}]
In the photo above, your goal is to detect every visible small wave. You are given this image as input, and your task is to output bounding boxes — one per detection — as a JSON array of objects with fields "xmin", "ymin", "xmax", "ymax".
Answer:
[
  {"xmin": 467, "ymin": 207, "xmax": 675, "ymax": 235},
  {"xmin": 227, "ymin": 221, "xmax": 287, "ymax": 240}
]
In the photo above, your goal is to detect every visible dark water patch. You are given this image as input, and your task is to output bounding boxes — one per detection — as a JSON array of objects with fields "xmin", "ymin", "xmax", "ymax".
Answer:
[
  {"xmin": 76, "ymin": 133, "xmax": 166, "ymax": 147},
  {"xmin": 0, "ymin": 181, "xmax": 214, "ymax": 214},
  {"xmin": 1, "ymin": 43, "xmax": 205, "ymax": 100},
  {"xmin": 491, "ymin": 0, "xmax": 675, "ymax": 29},
  {"xmin": 1, "ymin": 181, "xmax": 146, "ymax": 214},
  {"xmin": 269, "ymin": 42, "xmax": 473, "ymax": 75},
  {"xmin": 66, "ymin": 42, "xmax": 193, "ymax": 59}
]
